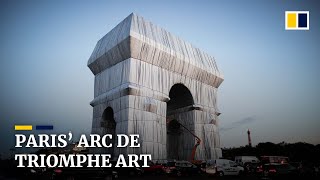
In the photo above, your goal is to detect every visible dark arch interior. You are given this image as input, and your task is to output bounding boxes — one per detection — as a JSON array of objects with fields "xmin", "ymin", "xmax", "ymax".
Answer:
[
  {"xmin": 167, "ymin": 84, "xmax": 194, "ymax": 113},
  {"xmin": 102, "ymin": 107, "xmax": 116, "ymax": 156},
  {"xmin": 102, "ymin": 107, "xmax": 115, "ymax": 123},
  {"xmin": 167, "ymin": 84, "xmax": 194, "ymax": 160}
]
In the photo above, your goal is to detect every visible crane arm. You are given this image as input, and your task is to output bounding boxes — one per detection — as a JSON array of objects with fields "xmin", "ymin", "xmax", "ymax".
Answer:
[{"xmin": 167, "ymin": 118, "xmax": 201, "ymax": 162}]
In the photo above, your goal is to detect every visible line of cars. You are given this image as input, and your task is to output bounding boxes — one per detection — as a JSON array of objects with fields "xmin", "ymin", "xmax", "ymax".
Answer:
[
  {"xmin": 48, "ymin": 160, "xmax": 165, "ymax": 179},
  {"xmin": 4, "ymin": 156, "xmax": 319, "ymax": 179},
  {"xmin": 19, "ymin": 160, "xmax": 165, "ymax": 180},
  {"xmin": 162, "ymin": 155, "xmax": 319, "ymax": 178},
  {"xmin": 161, "ymin": 159, "xmax": 245, "ymax": 177},
  {"xmin": 233, "ymin": 156, "xmax": 319, "ymax": 179},
  {"xmin": 46, "ymin": 157, "xmax": 294, "ymax": 179},
  {"xmin": 48, "ymin": 159, "xmax": 245, "ymax": 179}
]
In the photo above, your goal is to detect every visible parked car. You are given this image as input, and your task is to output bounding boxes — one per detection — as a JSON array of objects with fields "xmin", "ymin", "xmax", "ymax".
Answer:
[
  {"xmin": 260, "ymin": 156, "xmax": 289, "ymax": 164},
  {"xmin": 139, "ymin": 160, "xmax": 164, "ymax": 174},
  {"xmin": 298, "ymin": 161, "xmax": 319, "ymax": 177},
  {"xmin": 109, "ymin": 160, "xmax": 144, "ymax": 177},
  {"xmin": 50, "ymin": 166, "xmax": 118, "ymax": 180},
  {"xmin": 155, "ymin": 160, "xmax": 167, "ymax": 166},
  {"xmin": 24, "ymin": 167, "xmax": 48, "ymax": 179},
  {"xmin": 258, "ymin": 163, "xmax": 298, "ymax": 179},
  {"xmin": 203, "ymin": 160, "xmax": 217, "ymax": 175},
  {"xmin": 164, "ymin": 160, "xmax": 202, "ymax": 176},
  {"xmin": 235, "ymin": 156, "xmax": 259, "ymax": 166},
  {"xmin": 243, "ymin": 161, "xmax": 260, "ymax": 175},
  {"xmin": 204, "ymin": 159, "xmax": 244, "ymax": 176}
]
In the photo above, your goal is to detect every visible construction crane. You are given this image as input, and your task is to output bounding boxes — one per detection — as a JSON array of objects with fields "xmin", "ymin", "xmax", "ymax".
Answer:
[{"xmin": 167, "ymin": 118, "xmax": 201, "ymax": 163}]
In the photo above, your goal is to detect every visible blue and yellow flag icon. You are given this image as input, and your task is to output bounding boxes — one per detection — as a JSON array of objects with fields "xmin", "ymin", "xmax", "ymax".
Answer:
[{"xmin": 285, "ymin": 11, "xmax": 309, "ymax": 30}]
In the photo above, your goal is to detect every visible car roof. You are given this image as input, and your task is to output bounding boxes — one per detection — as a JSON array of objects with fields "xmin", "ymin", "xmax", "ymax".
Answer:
[{"xmin": 265, "ymin": 163, "xmax": 287, "ymax": 165}]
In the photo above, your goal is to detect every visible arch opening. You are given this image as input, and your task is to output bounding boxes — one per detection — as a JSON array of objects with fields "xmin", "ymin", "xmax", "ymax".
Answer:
[
  {"xmin": 166, "ymin": 84, "xmax": 195, "ymax": 160},
  {"xmin": 101, "ymin": 107, "xmax": 116, "ymax": 157},
  {"xmin": 167, "ymin": 84, "xmax": 194, "ymax": 114}
]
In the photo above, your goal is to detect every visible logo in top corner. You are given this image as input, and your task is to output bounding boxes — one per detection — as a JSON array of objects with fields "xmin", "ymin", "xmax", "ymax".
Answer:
[{"xmin": 285, "ymin": 11, "xmax": 309, "ymax": 30}]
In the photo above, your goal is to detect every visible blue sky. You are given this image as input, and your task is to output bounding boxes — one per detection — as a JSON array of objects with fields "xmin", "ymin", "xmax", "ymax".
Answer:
[{"xmin": 0, "ymin": 0, "xmax": 319, "ymax": 157}]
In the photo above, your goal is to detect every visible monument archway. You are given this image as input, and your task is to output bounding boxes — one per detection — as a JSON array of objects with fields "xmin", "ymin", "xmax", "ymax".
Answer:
[{"xmin": 88, "ymin": 13, "xmax": 224, "ymax": 160}]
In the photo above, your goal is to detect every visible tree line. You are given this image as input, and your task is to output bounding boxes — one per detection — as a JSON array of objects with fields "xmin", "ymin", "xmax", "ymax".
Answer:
[{"xmin": 222, "ymin": 142, "xmax": 320, "ymax": 163}]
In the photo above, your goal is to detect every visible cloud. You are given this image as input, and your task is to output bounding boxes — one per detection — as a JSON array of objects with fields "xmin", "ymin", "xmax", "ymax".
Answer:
[{"xmin": 220, "ymin": 116, "xmax": 257, "ymax": 132}]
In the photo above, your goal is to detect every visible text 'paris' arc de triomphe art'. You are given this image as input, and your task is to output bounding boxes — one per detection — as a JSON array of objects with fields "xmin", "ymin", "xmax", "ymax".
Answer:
[{"xmin": 87, "ymin": 13, "xmax": 224, "ymax": 161}]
